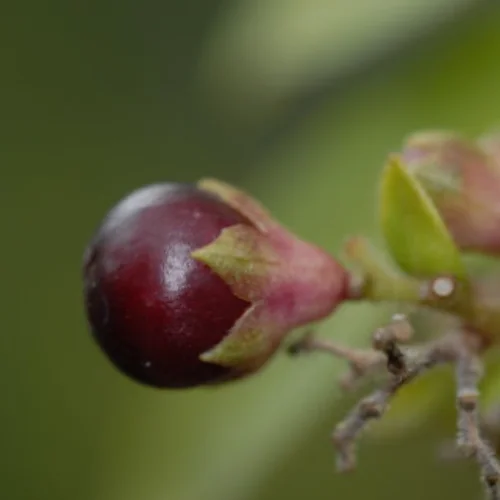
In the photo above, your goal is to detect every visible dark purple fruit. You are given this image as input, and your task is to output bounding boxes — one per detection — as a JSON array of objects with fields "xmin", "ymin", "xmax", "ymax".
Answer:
[{"xmin": 83, "ymin": 183, "xmax": 251, "ymax": 388}]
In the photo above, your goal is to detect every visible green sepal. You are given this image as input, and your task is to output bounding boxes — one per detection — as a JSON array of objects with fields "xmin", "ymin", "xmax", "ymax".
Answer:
[
  {"xmin": 379, "ymin": 156, "xmax": 466, "ymax": 279},
  {"xmin": 192, "ymin": 224, "xmax": 282, "ymax": 368},
  {"xmin": 191, "ymin": 224, "xmax": 279, "ymax": 303},
  {"xmin": 199, "ymin": 303, "xmax": 275, "ymax": 368},
  {"xmin": 198, "ymin": 178, "xmax": 274, "ymax": 233}
]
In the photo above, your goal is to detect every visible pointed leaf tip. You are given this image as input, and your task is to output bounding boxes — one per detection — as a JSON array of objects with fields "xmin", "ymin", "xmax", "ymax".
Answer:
[{"xmin": 379, "ymin": 156, "xmax": 465, "ymax": 279}]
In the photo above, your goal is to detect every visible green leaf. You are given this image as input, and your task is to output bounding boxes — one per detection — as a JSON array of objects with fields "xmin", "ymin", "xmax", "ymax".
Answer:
[{"xmin": 379, "ymin": 156, "xmax": 466, "ymax": 279}]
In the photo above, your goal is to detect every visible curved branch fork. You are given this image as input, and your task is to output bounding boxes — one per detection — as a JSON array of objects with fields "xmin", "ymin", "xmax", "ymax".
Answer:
[{"xmin": 289, "ymin": 316, "xmax": 500, "ymax": 500}]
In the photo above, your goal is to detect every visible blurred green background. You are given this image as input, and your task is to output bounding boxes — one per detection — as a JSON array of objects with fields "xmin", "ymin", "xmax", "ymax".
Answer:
[{"xmin": 4, "ymin": 1, "xmax": 500, "ymax": 499}]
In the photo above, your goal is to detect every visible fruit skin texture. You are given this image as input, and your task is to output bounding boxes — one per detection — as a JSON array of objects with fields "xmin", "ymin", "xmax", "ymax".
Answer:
[
  {"xmin": 83, "ymin": 184, "xmax": 251, "ymax": 388},
  {"xmin": 83, "ymin": 181, "xmax": 349, "ymax": 389}
]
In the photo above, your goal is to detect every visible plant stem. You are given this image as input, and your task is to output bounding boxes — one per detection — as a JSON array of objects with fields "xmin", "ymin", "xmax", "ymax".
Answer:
[{"xmin": 344, "ymin": 236, "xmax": 500, "ymax": 341}]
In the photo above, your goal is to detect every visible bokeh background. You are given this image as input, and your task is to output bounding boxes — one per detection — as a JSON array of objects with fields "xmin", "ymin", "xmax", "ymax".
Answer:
[{"xmin": 4, "ymin": 1, "xmax": 500, "ymax": 499}]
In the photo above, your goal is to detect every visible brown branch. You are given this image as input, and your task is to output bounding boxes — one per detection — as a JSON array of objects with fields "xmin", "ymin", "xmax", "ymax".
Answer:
[
  {"xmin": 440, "ymin": 405, "xmax": 500, "ymax": 461},
  {"xmin": 455, "ymin": 347, "xmax": 500, "ymax": 500},
  {"xmin": 289, "ymin": 317, "xmax": 500, "ymax": 498},
  {"xmin": 332, "ymin": 330, "xmax": 454, "ymax": 472},
  {"xmin": 288, "ymin": 314, "xmax": 413, "ymax": 390}
]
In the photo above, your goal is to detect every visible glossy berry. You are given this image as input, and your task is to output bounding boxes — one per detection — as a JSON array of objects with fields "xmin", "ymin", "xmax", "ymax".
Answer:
[{"xmin": 83, "ymin": 183, "xmax": 252, "ymax": 388}]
